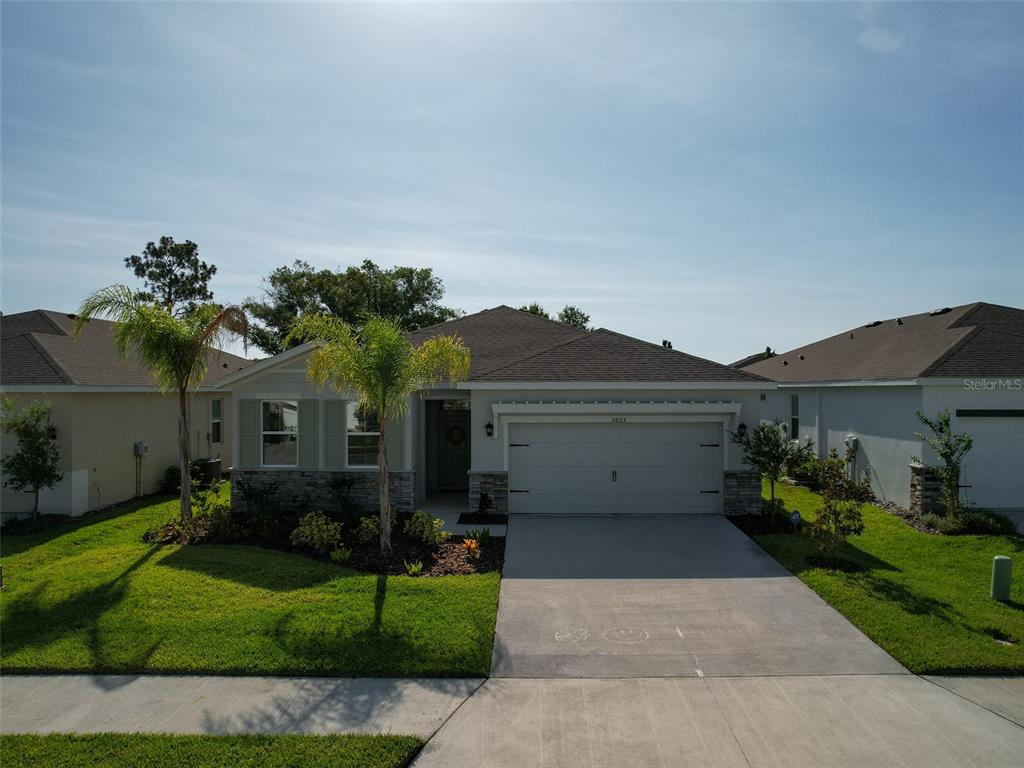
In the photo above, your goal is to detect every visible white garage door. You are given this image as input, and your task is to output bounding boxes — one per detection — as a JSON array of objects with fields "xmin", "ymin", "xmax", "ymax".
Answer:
[
  {"xmin": 507, "ymin": 421, "xmax": 723, "ymax": 514},
  {"xmin": 960, "ymin": 417, "xmax": 1024, "ymax": 509}
]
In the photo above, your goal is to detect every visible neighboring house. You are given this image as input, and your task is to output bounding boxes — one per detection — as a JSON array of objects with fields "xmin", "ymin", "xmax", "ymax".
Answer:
[
  {"xmin": 223, "ymin": 305, "xmax": 774, "ymax": 517},
  {"xmin": 1, "ymin": 309, "xmax": 250, "ymax": 518},
  {"xmin": 743, "ymin": 302, "xmax": 1024, "ymax": 513}
]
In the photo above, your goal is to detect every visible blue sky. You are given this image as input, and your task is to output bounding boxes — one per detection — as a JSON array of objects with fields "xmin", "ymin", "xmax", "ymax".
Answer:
[{"xmin": 2, "ymin": 2, "xmax": 1021, "ymax": 363}]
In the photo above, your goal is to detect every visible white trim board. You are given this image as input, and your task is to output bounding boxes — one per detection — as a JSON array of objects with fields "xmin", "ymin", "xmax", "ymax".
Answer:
[{"xmin": 462, "ymin": 380, "xmax": 772, "ymax": 391}]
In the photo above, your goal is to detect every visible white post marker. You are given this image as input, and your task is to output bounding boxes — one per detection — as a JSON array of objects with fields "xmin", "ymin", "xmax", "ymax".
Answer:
[{"xmin": 991, "ymin": 556, "xmax": 1012, "ymax": 602}]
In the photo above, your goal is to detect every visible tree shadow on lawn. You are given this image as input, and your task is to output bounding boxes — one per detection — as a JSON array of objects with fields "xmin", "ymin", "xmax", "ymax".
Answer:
[
  {"xmin": 1, "ymin": 547, "xmax": 163, "ymax": 671},
  {"xmin": 157, "ymin": 544, "xmax": 345, "ymax": 592},
  {"xmin": 258, "ymin": 574, "xmax": 486, "ymax": 678},
  {"xmin": 0, "ymin": 496, "xmax": 176, "ymax": 559}
]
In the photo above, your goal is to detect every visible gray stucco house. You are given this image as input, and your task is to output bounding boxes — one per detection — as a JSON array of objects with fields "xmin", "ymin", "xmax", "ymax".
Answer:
[
  {"xmin": 221, "ymin": 306, "xmax": 774, "ymax": 517},
  {"xmin": 744, "ymin": 302, "xmax": 1023, "ymax": 514}
]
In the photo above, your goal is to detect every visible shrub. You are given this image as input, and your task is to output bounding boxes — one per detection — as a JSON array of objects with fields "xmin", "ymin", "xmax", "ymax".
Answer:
[
  {"xmin": 289, "ymin": 512, "xmax": 344, "ymax": 554},
  {"xmin": 330, "ymin": 546, "xmax": 352, "ymax": 564},
  {"xmin": 160, "ymin": 465, "xmax": 180, "ymax": 494},
  {"xmin": 403, "ymin": 510, "xmax": 450, "ymax": 548},
  {"xmin": 464, "ymin": 527, "xmax": 491, "ymax": 542},
  {"xmin": 234, "ymin": 480, "xmax": 290, "ymax": 544},
  {"xmin": 807, "ymin": 455, "xmax": 866, "ymax": 566},
  {"xmin": 404, "ymin": 560, "xmax": 424, "ymax": 576},
  {"xmin": 923, "ymin": 509, "xmax": 1015, "ymax": 536},
  {"xmin": 787, "ymin": 455, "xmax": 820, "ymax": 485},
  {"xmin": 328, "ymin": 475, "xmax": 362, "ymax": 525},
  {"xmin": 355, "ymin": 516, "xmax": 381, "ymax": 545}
]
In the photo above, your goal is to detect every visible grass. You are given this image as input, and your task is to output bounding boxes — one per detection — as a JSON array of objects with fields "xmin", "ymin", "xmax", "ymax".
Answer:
[
  {"xmin": 0, "ymin": 488, "xmax": 500, "ymax": 677},
  {"xmin": 748, "ymin": 481, "xmax": 1024, "ymax": 674},
  {"xmin": 0, "ymin": 734, "xmax": 422, "ymax": 768}
]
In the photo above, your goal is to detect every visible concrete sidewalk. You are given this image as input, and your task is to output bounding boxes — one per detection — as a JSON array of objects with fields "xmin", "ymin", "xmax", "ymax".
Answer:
[
  {"xmin": 413, "ymin": 676, "xmax": 1024, "ymax": 768},
  {"xmin": 0, "ymin": 675, "xmax": 482, "ymax": 738}
]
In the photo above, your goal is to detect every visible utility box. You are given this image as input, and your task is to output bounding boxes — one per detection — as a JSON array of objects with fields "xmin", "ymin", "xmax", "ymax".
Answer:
[
  {"xmin": 992, "ymin": 556, "xmax": 1012, "ymax": 602},
  {"xmin": 133, "ymin": 441, "xmax": 148, "ymax": 457}
]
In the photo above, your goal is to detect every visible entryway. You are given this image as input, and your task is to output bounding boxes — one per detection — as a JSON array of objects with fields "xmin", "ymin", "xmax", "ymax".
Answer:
[{"xmin": 425, "ymin": 399, "xmax": 471, "ymax": 494}]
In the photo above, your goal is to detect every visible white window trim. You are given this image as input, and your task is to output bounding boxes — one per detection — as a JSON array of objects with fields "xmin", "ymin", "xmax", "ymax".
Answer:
[
  {"xmin": 261, "ymin": 399, "xmax": 299, "ymax": 468},
  {"xmin": 345, "ymin": 401, "xmax": 381, "ymax": 469},
  {"xmin": 210, "ymin": 398, "xmax": 223, "ymax": 445}
]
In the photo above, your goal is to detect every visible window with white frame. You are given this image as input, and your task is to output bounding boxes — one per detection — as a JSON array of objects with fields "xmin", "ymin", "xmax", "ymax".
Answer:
[
  {"xmin": 790, "ymin": 394, "xmax": 799, "ymax": 439},
  {"xmin": 262, "ymin": 400, "xmax": 298, "ymax": 466},
  {"xmin": 210, "ymin": 399, "xmax": 223, "ymax": 444},
  {"xmin": 346, "ymin": 402, "xmax": 380, "ymax": 467}
]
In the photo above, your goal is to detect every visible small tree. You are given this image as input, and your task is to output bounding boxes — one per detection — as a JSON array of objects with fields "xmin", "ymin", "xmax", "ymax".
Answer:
[
  {"xmin": 1, "ymin": 395, "xmax": 63, "ymax": 520},
  {"xmin": 807, "ymin": 453, "xmax": 865, "ymax": 566},
  {"xmin": 557, "ymin": 305, "xmax": 591, "ymax": 330},
  {"xmin": 731, "ymin": 420, "xmax": 814, "ymax": 517},
  {"xmin": 288, "ymin": 314, "xmax": 470, "ymax": 555},
  {"xmin": 913, "ymin": 409, "xmax": 972, "ymax": 517},
  {"xmin": 125, "ymin": 236, "xmax": 217, "ymax": 313}
]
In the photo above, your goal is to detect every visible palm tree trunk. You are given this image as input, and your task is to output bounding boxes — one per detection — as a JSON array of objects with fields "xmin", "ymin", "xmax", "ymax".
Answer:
[
  {"xmin": 378, "ymin": 416, "xmax": 391, "ymax": 555},
  {"xmin": 33, "ymin": 487, "xmax": 40, "ymax": 522},
  {"xmin": 178, "ymin": 387, "xmax": 192, "ymax": 522}
]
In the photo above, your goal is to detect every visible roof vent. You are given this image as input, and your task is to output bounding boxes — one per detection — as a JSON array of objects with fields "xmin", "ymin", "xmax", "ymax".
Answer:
[
  {"xmin": 799, "ymin": 354, "xmax": 805, "ymax": 360},
  {"xmin": 929, "ymin": 307, "xmax": 952, "ymax": 316},
  {"xmin": 66, "ymin": 313, "xmax": 76, "ymax": 319},
  {"xmin": 896, "ymin": 318, "xmax": 903, "ymax": 326},
  {"xmin": 849, "ymin": 333, "xmax": 854, "ymax": 340},
  {"xmin": 661, "ymin": 340, "xmax": 672, "ymax": 349},
  {"xmin": 782, "ymin": 360, "xmax": 788, "ymax": 366},
  {"xmin": 865, "ymin": 320, "xmax": 882, "ymax": 328}
]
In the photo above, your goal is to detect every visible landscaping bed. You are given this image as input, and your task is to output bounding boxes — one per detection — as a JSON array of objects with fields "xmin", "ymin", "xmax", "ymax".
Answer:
[
  {"xmin": 0, "ymin": 734, "xmax": 422, "ymax": 768},
  {"xmin": 736, "ymin": 481, "xmax": 1024, "ymax": 674},
  {"xmin": 345, "ymin": 533, "xmax": 504, "ymax": 576}
]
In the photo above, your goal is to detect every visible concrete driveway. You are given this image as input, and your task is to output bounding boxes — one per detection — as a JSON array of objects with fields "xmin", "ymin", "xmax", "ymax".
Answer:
[{"xmin": 491, "ymin": 515, "xmax": 904, "ymax": 678}]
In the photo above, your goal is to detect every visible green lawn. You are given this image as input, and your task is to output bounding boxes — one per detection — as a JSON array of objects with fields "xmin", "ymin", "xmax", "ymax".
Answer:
[
  {"xmin": 0, "ymin": 734, "xmax": 422, "ymax": 768},
  {"xmin": 0, "ymin": 490, "xmax": 500, "ymax": 677},
  {"xmin": 748, "ymin": 482, "xmax": 1024, "ymax": 674}
]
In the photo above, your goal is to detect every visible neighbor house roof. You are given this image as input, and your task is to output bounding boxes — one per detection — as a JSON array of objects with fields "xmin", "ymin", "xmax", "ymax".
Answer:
[
  {"xmin": 1, "ymin": 310, "xmax": 252, "ymax": 388},
  {"xmin": 410, "ymin": 305, "xmax": 769, "ymax": 383},
  {"xmin": 742, "ymin": 302, "xmax": 1024, "ymax": 383}
]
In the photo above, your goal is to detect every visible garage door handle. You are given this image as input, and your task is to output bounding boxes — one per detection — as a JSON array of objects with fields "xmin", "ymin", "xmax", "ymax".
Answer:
[
  {"xmin": 700, "ymin": 443, "xmax": 720, "ymax": 448},
  {"xmin": 612, "ymin": 470, "xmax": 617, "ymax": 482},
  {"xmin": 700, "ymin": 490, "xmax": 720, "ymax": 494},
  {"xmin": 510, "ymin": 443, "xmax": 530, "ymax": 447},
  {"xmin": 510, "ymin": 489, "xmax": 530, "ymax": 493}
]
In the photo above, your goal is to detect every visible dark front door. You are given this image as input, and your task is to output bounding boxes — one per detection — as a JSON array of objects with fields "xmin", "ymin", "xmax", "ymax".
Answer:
[{"xmin": 434, "ymin": 400, "xmax": 470, "ymax": 490}]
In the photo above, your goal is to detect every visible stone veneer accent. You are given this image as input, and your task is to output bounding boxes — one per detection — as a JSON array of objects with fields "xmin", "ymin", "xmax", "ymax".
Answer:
[
  {"xmin": 468, "ymin": 471, "xmax": 508, "ymax": 515},
  {"xmin": 909, "ymin": 464, "xmax": 943, "ymax": 516},
  {"xmin": 724, "ymin": 470, "xmax": 761, "ymax": 515},
  {"xmin": 230, "ymin": 469, "xmax": 416, "ymax": 516}
]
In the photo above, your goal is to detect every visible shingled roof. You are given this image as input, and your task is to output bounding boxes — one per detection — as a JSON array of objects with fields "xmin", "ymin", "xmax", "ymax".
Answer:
[
  {"xmin": 1, "ymin": 310, "xmax": 251, "ymax": 387},
  {"xmin": 742, "ymin": 302, "xmax": 1024, "ymax": 383},
  {"xmin": 410, "ymin": 306, "xmax": 768, "ymax": 383}
]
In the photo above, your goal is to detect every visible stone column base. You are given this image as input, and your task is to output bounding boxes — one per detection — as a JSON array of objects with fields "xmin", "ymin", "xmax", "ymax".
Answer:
[
  {"xmin": 724, "ymin": 470, "xmax": 761, "ymax": 515},
  {"xmin": 909, "ymin": 464, "xmax": 942, "ymax": 516},
  {"xmin": 468, "ymin": 471, "xmax": 508, "ymax": 515}
]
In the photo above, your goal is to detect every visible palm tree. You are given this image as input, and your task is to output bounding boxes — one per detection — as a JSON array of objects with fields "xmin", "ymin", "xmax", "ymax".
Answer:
[
  {"xmin": 288, "ymin": 314, "xmax": 470, "ymax": 555},
  {"xmin": 74, "ymin": 285, "xmax": 248, "ymax": 521}
]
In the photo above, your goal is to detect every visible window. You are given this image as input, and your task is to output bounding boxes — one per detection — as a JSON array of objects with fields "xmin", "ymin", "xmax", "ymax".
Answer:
[
  {"xmin": 262, "ymin": 400, "xmax": 298, "ymax": 466},
  {"xmin": 210, "ymin": 399, "xmax": 222, "ymax": 444},
  {"xmin": 790, "ymin": 394, "xmax": 799, "ymax": 439},
  {"xmin": 346, "ymin": 402, "xmax": 380, "ymax": 467}
]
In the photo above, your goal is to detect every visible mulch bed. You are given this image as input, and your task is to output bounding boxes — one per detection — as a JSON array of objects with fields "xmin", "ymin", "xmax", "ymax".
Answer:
[
  {"xmin": 344, "ymin": 533, "xmax": 505, "ymax": 577},
  {"xmin": 876, "ymin": 500, "xmax": 943, "ymax": 534}
]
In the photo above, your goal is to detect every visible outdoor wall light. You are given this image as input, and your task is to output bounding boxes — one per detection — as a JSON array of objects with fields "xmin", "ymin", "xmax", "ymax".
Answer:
[
  {"xmin": 485, "ymin": 422, "xmax": 494, "ymax": 437},
  {"xmin": 736, "ymin": 422, "xmax": 747, "ymax": 438}
]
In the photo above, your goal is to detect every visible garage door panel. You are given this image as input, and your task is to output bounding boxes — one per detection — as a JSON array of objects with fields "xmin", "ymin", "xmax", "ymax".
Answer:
[
  {"xmin": 959, "ymin": 418, "xmax": 1024, "ymax": 509},
  {"xmin": 508, "ymin": 421, "xmax": 723, "ymax": 514}
]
